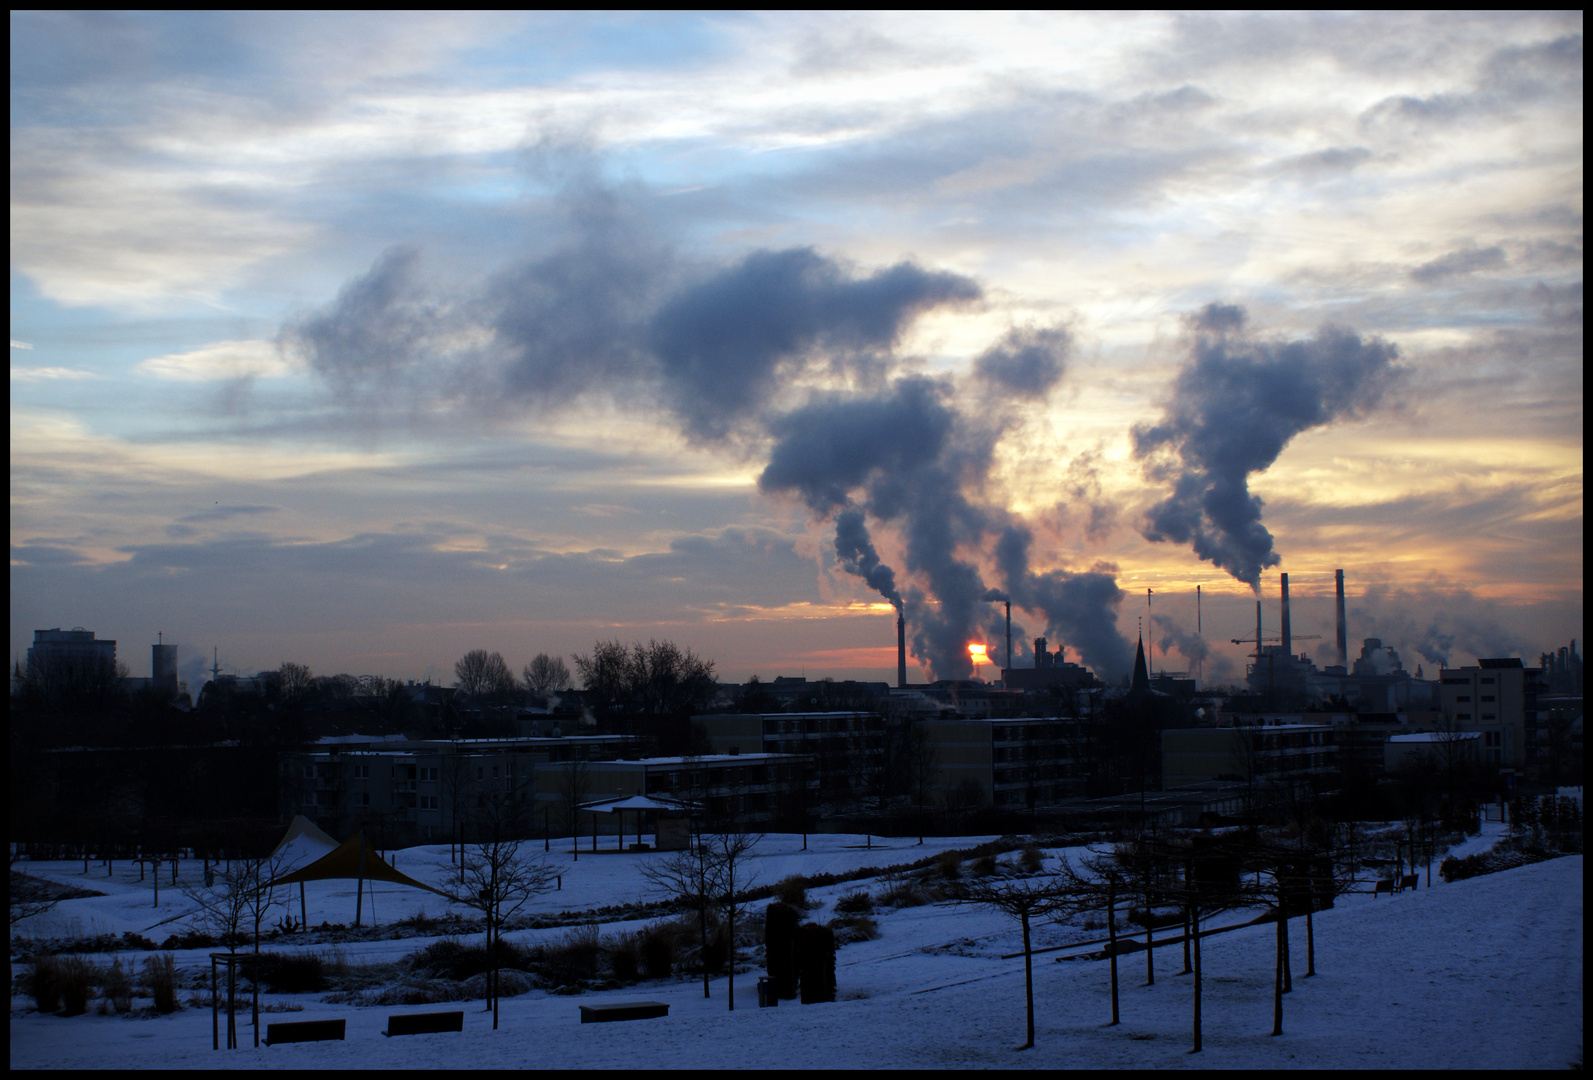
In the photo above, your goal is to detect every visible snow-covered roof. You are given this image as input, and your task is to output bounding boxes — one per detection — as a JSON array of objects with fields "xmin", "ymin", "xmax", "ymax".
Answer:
[{"xmin": 1388, "ymin": 731, "xmax": 1481, "ymax": 743}]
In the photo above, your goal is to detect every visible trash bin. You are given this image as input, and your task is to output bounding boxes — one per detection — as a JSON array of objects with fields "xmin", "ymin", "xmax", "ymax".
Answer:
[{"xmin": 757, "ymin": 977, "xmax": 777, "ymax": 1008}]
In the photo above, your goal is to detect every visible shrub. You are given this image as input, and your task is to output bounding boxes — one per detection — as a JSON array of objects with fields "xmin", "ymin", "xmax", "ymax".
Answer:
[
  {"xmin": 636, "ymin": 922, "xmax": 676, "ymax": 978},
  {"xmin": 1019, "ymin": 844, "xmax": 1044, "ymax": 873},
  {"xmin": 936, "ymin": 851, "xmax": 962, "ymax": 879},
  {"xmin": 765, "ymin": 902, "xmax": 800, "ymax": 999},
  {"xmin": 540, "ymin": 925, "xmax": 601, "ymax": 986},
  {"xmin": 30, "ymin": 954, "xmax": 62, "ymax": 1013},
  {"xmin": 258, "ymin": 951, "xmax": 325, "ymax": 993},
  {"xmin": 878, "ymin": 874, "xmax": 929, "ymax": 908},
  {"xmin": 58, "ymin": 956, "xmax": 96, "ymax": 1016},
  {"xmin": 607, "ymin": 933, "xmax": 640, "ymax": 982},
  {"xmin": 827, "ymin": 914, "xmax": 879, "ymax": 945},
  {"xmin": 144, "ymin": 953, "xmax": 179, "ymax": 1013},
  {"xmin": 833, "ymin": 890, "xmax": 874, "ymax": 914},
  {"xmin": 795, "ymin": 922, "xmax": 836, "ymax": 1004},
  {"xmin": 970, "ymin": 854, "xmax": 996, "ymax": 877},
  {"xmin": 101, "ymin": 957, "xmax": 132, "ymax": 1013},
  {"xmin": 775, "ymin": 875, "xmax": 810, "ymax": 909}
]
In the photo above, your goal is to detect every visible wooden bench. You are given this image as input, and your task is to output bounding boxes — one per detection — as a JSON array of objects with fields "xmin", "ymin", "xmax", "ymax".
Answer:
[
  {"xmin": 1373, "ymin": 878, "xmax": 1394, "ymax": 897},
  {"xmin": 384, "ymin": 1010, "xmax": 464, "ymax": 1037},
  {"xmin": 1399, "ymin": 874, "xmax": 1420, "ymax": 892},
  {"xmin": 264, "ymin": 1018, "xmax": 346, "ymax": 1045},
  {"xmin": 579, "ymin": 1001, "xmax": 669, "ymax": 1024}
]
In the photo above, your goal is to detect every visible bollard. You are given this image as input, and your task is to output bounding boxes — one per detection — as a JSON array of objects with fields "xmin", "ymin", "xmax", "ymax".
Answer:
[{"xmin": 758, "ymin": 977, "xmax": 777, "ymax": 1008}]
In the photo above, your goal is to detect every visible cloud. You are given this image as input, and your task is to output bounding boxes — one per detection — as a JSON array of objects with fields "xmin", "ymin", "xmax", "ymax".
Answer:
[
  {"xmin": 1409, "ymin": 245, "xmax": 1507, "ymax": 284},
  {"xmin": 176, "ymin": 504, "xmax": 280, "ymax": 524},
  {"xmin": 11, "ymin": 366, "xmax": 97, "ymax": 381},
  {"xmin": 137, "ymin": 339, "xmax": 301, "ymax": 381},
  {"xmin": 1133, "ymin": 303, "xmax": 1404, "ymax": 588}
]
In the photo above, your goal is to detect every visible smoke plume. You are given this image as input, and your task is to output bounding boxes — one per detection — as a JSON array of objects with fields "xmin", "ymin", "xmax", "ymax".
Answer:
[
  {"xmin": 1132, "ymin": 303, "xmax": 1402, "ymax": 587},
  {"xmin": 292, "ymin": 180, "xmax": 1134, "ymax": 681}
]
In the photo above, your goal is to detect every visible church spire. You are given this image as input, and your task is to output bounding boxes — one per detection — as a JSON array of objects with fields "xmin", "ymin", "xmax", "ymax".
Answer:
[{"xmin": 1131, "ymin": 634, "xmax": 1150, "ymax": 692}]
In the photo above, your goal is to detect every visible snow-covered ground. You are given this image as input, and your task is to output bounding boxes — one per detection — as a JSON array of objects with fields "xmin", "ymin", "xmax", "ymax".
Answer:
[{"xmin": 10, "ymin": 826, "xmax": 1583, "ymax": 1070}]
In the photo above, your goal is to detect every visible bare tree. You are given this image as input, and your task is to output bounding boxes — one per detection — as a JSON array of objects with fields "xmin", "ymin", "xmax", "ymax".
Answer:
[
  {"xmin": 557, "ymin": 758, "xmax": 591, "ymax": 861},
  {"xmin": 455, "ymin": 650, "xmax": 517, "ymax": 699},
  {"xmin": 706, "ymin": 830, "xmax": 762, "ymax": 1012},
  {"xmin": 640, "ymin": 836, "xmax": 725, "ymax": 1000},
  {"xmin": 183, "ymin": 851, "xmax": 288, "ymax": 1047},
  {"xmin": 951, "ymin": 872, "xmax": 1070, "ymax": 1050},
  {"xmin": 1057, "ymin": 850, "xmax": 1132, "ymax": 1027},
  {"xmin": 899, "ymin": 721, "xmax": 940, "ymax": 845},
  {"xmin": 277, "ymin": 662, "xmax": 314, "ymax": 705},
  {"xmin": 441, "ymin": 797, "xmax": 557, "ymax": 1029},
  {"xmin": 522, "ymin": 653, "xmax": 572, "ymax": 696}
]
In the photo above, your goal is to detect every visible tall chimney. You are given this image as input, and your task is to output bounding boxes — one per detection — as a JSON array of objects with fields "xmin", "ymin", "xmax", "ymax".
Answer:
[
  {"xmin": 897, "ymin": 611, "xmax": 907, "ymax": 689},
  {"xmin": 1335, "ymin": 569, "xmax": 1348, "ymax": 667},
  {"xmin": 1005, "ymin": 601, "xmax": 1012, "ymax": 672},
  {"xmin": 1280, "ymin": 572, "xmax": 1292, "ymax": 658},
  {"xmin": 1255, "ymin": 600, "xmax": 1263, "ymax": 660}
]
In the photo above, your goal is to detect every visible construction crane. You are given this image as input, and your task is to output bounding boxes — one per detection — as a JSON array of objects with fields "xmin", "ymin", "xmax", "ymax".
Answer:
[{"xmin": 1229, "ymin": 601, "xmax": 1320, "ymax": 655}]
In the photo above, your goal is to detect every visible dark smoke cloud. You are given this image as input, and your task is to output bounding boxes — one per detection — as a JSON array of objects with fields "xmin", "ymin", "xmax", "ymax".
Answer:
[
  {"xmin": 973, "ymin": 324, "xmax": 1071, "ymax": 395},
  {"xmin": 758, "ymin": 377, "xmax": 957, "ymax": 513},
  {"xmin": 833, "ymin": 507, "xmax": 901, "ymax": 610},
  {"xmin": 1133, "ymin": 302, "xmax": 1402, "ymax": 587},
  {"xmin": 993, "ymin": 523, "xmax": 1133, "ymax": 680},
  {"xmin": 292, "ymin": 181, "xmax": 1124, "ymax": 683},
  {"xmin": 758, "ymin": 376, "xmax": 1007, "ymax": 680},
  {"xmin": 653, "ymin": 247, "xmax": 980, "ymax": 441}
]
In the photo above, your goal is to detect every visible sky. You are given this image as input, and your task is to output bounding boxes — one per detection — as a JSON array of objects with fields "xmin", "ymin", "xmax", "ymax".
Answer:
[{"xmin": 9, "ymin": 11, "xmax": 1583, "ymax": 688}]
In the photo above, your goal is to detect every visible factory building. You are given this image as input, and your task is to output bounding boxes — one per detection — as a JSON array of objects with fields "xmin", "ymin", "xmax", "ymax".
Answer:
[{"xmin": 25, "ymin": 627, "xmax": 117, "ymax": 682}]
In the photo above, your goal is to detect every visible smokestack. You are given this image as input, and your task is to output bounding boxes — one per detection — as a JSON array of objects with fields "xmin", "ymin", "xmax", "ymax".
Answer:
[
  {"xmin": 1035, "ymin": 637, "xmax": 1048, "ymax": 669},
  {"xmin": 1280, "ymin": 572, "xmax": 1292, "ymax": 658},
  {"xmin": 1005, "ymin": 601, "xmax": 1012, "ymax": 672},
  {"xmin": 1335, "ymin": 569, "xmax": 1348, "ymax": 667},
  {"xmin": 897, "ymin": 611, "xmax": 907, "ymax": 689}
]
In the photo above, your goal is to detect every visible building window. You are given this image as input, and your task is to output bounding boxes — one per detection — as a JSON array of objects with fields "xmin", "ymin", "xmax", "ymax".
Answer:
[
  {"xmin": 420, "ymin": 766, "xmax": 438, "ymax": 782},
  {"xmin": 477, "ymin": 767, "xmax": 485, "ymax": 781},
  {"xmin": 1456, "ymin": 696, "xmax": 1471, "ymax": 703},
  {"xmin": 1480, "ymin": 696, "xmax": 1495, "ymax": 703},
  {"xmin": 358, "ymin": 793, "xmax": 370, "ymax": 806},
  {"xmin": 353, "ymin": 764, "xmax": 369, "ymax": 780},
  {"xmin": 420, "ymin": 795, "xmax": 439, "ymax": 810},
  {"xmin": 1457, "ymin": 713, "xmax": 1472, "ymax": 720},
  {"xmin": 302, "ymin": 791, "xmax": 317, "ymax": 806}
]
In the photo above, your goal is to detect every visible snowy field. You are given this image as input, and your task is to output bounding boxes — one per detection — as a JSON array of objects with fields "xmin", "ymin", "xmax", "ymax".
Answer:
[{"xmin": 9, "ymin": 826, "xmax": 1583, "ymax": 1070}]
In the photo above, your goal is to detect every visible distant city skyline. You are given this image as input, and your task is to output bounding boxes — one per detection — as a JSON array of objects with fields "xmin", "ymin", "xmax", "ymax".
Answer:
[{"xmin": 10, "ymin": 12, "xmax": 1583, "ymax": 685}]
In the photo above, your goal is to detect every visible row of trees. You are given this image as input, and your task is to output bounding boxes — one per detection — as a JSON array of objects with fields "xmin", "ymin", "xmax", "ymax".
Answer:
[
  {"xmin": 452, "ymin": 651, "xmax": 573, "ymax": 700},
  {"xmin": 957, "ymin": 830, "xmax": 1351, "ymax": 1052}
]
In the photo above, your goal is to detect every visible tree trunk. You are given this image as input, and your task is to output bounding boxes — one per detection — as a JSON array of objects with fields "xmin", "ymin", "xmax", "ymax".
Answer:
[
  {"xmin": 1145, "ymin": 921, "xmax": 1154, "ymax": 986},
  {"xmin": 1021, "ymin": 909, "xmax": 1035, "ymax": 1049},
  {"xmin": 1191, "ymin": 905, "xmax": 1202, "ymax": 1053},
  {"xmin": 1182, "ymin": 910, "xmax": 1192, "ymax": 975},
  {"xmin": 700, "ymin": 907, "xmax": 710, "ymax": 998},
  {"xmin": 1306, "ymin": 907, "xmax": 1315, "ymax": 977},
  {"xmin": 1106, "ymin": 884, "xmax": 1119, "ymax": 1026},
  {"xmin": 1272, "ymin": 905, "xmax": 1284, "ymax": 1036}
]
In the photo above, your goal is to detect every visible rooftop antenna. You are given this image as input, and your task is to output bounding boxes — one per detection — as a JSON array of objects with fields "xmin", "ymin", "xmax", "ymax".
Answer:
[
  {"xmin": 211, "ymin": 647, "xmax": 220, "ymax": 682},
  {"xmin": 1196, "ymin": 586, "xmax": 1202, "ymax": 683}
]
